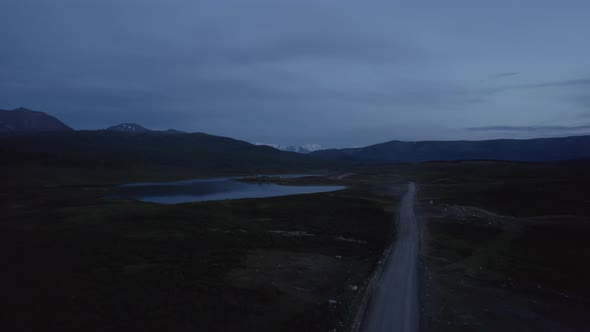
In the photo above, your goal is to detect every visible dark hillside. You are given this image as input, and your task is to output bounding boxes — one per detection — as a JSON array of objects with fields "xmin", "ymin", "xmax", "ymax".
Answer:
[
  {"xmin": 0, "ymin": 131, "xmax": 334, "ymax": 184},
  {"xmin": 0, "ymin": 108, "xmax": 73, "ymax": 132},
  {"xmin": 312, "ymin": 135, "xmax": 590, "ymax": 162}
]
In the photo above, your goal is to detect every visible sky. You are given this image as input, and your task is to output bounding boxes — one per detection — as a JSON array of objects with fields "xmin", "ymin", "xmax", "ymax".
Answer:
[{"xmin": 1, "ymin": 0, "xmax": 590, "ymax": 148}]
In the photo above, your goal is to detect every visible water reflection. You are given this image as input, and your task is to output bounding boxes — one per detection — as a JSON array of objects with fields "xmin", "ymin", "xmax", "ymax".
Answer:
[{"xmin": 112, "ymin": 176, "xmax": 345, "ymax": 204}]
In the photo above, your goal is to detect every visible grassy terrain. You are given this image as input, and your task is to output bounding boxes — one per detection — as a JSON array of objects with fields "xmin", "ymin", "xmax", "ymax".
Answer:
[
  {"xmin": 1, "ymin": 170, "xmax": 400, "ymax": 332},
  {"xmin": 6, "ymin": 150, "xmax": 589, "ymax": 331},
  {"xmin": 409, "ymin": 161, "xmax": 590, "ymax": 331}
]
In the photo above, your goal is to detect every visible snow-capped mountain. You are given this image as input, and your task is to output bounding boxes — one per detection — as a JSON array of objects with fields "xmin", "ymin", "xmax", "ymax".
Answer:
[
  {"xmin": 300, "ymin": 144, "xmax": 324, "ymax": 152},
  {"xmin": 106, "ymin": 123, "xmax": 187, "ymax": 134},
  {"xmin": 255, "ymin": 143, "xmax": 326, "ymax": 154},
  {"xmin": 106, "ymin": 123, "xmax": 152, "ymax": 133}
]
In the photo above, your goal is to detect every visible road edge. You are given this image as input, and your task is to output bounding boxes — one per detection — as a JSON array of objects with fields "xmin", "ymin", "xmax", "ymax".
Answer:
[{"xmin": 351, "ymin": 186, "xmax": 404, "ymax": 332}]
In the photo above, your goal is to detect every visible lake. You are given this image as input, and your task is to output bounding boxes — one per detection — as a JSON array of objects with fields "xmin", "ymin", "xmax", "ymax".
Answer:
[{"xmin": 112, "ymin": 176, "xmax": 346, "ymax": 204}]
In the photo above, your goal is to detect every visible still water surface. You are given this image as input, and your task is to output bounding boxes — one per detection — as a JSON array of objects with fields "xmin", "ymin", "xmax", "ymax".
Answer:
[{"xmin": 113, "ymin": 175, "xmax": 345, "ymax": 204}]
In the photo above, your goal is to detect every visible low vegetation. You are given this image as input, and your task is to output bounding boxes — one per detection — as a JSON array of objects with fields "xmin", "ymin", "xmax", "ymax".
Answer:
[
  {"xmin": 412, "ymin": 161, "xmax": 590, "ymax": 331},
  {"xmin": 1, "ymin": 171, "xmax": 400, "ymax": 332},
  {"xmin": 4, "ymin": 153, "xmax": 589, "ymax": 331}
]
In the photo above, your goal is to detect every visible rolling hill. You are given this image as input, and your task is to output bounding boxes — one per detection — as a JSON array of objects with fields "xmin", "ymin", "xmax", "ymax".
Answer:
[
  {"xmin": 311, "ymin": 135, "xmax": 590, "ymax": 162},
  {"xmin": 0, "ymin": 107, "xmax": 73, "ymax": 132},
  {"xmin": 0, "ymin": 131, "xmax": 334, "ymax": 183}
]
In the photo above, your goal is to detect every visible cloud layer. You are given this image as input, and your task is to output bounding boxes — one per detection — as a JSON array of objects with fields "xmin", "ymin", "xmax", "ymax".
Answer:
[
  {"xmin": 467, "ymin": 124, "xmax": 590, "ymax": 132},
  {"xmin": 1, "ymin": 0, "xmax": 590, "ymax": 146}
]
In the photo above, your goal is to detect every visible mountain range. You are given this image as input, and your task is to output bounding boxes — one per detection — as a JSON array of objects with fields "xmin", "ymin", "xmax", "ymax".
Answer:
[
  {"xmin": 0, "ymin": 109, "xmax": 187, "ymax": 135},
  {"xmin": 2, "ymin": 107, "xmax": 590, "ymax": 164}
]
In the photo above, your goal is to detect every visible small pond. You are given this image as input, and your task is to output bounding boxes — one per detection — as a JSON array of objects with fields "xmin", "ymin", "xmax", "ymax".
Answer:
[{"xmin": 111, "ymin": 176, "xmax": 346, "ymax": 204}]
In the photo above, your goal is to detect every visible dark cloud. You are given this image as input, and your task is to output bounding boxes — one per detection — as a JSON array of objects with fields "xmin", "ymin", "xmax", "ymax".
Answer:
[
  {"xmin": 511, "ymin": 78, "xmax": 590, "ymax": 90},
  {"xmin": 471, "ymin": 78, "xmax": 590, "ymax": 106},
  {"xmin": 466, "ymin": 124, "xmax": 590, "ymax": 132},
  {"xmin": 482, "ymin": 78, "xmax": 590, "ymax": 96}
]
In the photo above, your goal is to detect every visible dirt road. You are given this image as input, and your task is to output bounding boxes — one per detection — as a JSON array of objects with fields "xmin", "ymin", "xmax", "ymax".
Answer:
[{"xmin": 360, "ymin": 182, "xmax": 419, "ymax": 332}]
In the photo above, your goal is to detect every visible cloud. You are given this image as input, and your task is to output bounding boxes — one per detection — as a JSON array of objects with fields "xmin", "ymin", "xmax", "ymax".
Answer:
[
  {"xmin": 492, "ymin": 72, "xmax": 520, "ymax": 79},
  {"xmin": 564, "ymin": 94, "xmax": 590, "ymax": 114},
  {"xmin": 511, "ymin": 78, "xmax": 590, "ymax": 89},
  {"xmin": 480, "ymin": 77, "xmax": 590, "ymax": 96},
  {"xmin": 466, "ymin": 124, "xmax": 590, "ymax": 132},
  {"xmin": 2, "ymin": 0, "xmax": 590, "ymax": 146},
  {"xmin": 472, "ymin": 77, "xmax": 590, "ymax": 104}
]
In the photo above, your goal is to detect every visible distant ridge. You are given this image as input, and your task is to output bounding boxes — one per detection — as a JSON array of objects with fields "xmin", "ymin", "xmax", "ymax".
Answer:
[
  {"xmin": 0, "ymin": 130, "xmax": 331, "ymax": 175},
  {"xmin": 310, "ymin": 135, "xmax": 590, "ymax": 162},
  {"xmin": 0, "ymin": 107, "xmax": 73, "ymax": 132}
]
